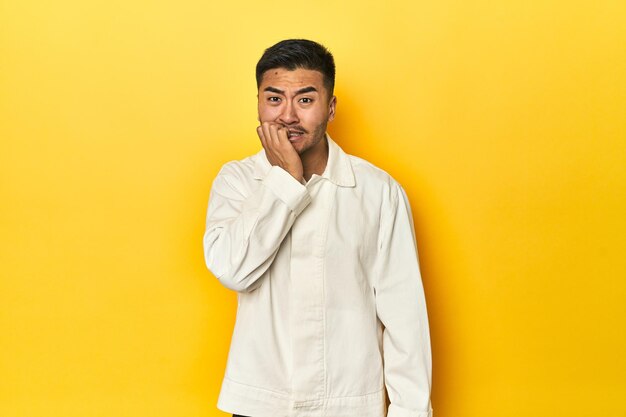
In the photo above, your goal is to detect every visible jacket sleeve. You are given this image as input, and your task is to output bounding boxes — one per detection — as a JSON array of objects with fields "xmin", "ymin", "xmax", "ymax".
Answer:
[
  {"xmin": 203, "ymin": 162, "xmax": 311, "ymax": 293},
  {"xmin": 374, "ymin": 182, "xmax": 433, "ymax": 417}
]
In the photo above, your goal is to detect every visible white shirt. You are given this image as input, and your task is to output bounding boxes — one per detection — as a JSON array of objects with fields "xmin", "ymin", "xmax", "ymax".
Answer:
[{"xmin": 203, "ymin": 133, "xmax": 433, "ymax": 417}]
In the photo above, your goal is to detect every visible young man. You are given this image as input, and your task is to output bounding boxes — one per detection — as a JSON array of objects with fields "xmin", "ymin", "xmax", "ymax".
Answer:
[{"xmin": 203, "ymin": 39, "xmax": 433, "ymax": 417}]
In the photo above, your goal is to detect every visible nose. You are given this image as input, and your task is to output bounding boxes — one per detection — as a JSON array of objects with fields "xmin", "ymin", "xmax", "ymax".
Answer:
[{"xmin": 278, "ymin": 101, "xmax": 299, "ymax": 125}]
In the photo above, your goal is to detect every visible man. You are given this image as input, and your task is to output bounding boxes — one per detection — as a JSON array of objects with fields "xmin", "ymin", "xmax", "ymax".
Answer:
[{"xmin": 203, "ymin": 39, "xmax": 433, "ymax": 417}]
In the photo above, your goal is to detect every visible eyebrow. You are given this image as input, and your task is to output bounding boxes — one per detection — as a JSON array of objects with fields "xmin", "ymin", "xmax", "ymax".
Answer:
[{"xmin": 263, "ymin": 86, "xmax": 318, "ymax": 95}]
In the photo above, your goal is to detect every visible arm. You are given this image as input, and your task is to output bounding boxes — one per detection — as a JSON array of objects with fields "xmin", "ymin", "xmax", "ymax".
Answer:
[
  {"xmin": 204, "ymin": 122, "xmax": 309, "ymax": 293},
  {"xmin": 374, "ymin": 182, "xmax": 433, "ymax": 417},
  {"xmin": 203, "ymin": 163, "xmax": 311, "ymax": 292}
]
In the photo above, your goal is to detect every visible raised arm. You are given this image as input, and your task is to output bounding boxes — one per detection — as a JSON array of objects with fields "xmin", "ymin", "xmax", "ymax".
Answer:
[
  {"xmin": 204, "ymin": 122, "xmax": 309, "ymax": 293},
  {"xmin": 203, "ymin": 162, "xmax": 310, "ymax": 293}
]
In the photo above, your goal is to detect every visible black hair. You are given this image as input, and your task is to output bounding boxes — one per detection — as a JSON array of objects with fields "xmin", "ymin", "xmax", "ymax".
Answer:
[{"xmin": 256, "ymin": 39, "xmax": 336, "ymax": 97}]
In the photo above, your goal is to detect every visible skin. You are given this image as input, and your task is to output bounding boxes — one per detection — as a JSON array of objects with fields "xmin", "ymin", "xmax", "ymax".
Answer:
[{"xmin": 256, "ymin": 67, "xmax": 336, "ymax": 183}]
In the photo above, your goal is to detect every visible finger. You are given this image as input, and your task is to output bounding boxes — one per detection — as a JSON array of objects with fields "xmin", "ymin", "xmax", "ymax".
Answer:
[
  {"xmin": 276, "ymin": 126, "xmax": 289, "ymax": 146},
  {"xmin": 258, "ymin": 125, "xmax": 275, "ymax": 160},
  {"xmin": 257, "ymin": 125, "xmax": 270, "ymax": 153},
  {"xmin": 261, "ymin": 122, "xmax": 273, "ymax": 148},
  {"xmin": 268, "ymin": 123, "xmax": 280, "ymax": 147},
  {"xmin": 256, "ymin": 125, "xmax": 265, "ymax": 147}
]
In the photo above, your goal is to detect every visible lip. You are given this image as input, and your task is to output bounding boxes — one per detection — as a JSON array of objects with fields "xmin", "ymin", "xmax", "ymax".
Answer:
[{"xmin": 287, "ymin": 131, "xmax": 305, "ymax": 141}]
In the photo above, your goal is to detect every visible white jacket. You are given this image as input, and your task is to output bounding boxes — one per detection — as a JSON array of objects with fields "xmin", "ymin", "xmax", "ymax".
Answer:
[{"xmin": 203, "ymin": 134, "xmax": 433, "ymax": 417}]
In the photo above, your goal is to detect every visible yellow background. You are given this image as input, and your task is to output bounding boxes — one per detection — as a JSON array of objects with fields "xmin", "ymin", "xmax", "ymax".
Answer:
[{"xmin": 1, "ymin": 0, "xmax": 625, "ymax": 416}]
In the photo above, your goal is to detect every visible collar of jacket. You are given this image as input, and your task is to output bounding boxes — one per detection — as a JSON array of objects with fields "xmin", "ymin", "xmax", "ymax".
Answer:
[{"xmin": 252, "ymin": 133, "xmax": 356, "ymax": 187}]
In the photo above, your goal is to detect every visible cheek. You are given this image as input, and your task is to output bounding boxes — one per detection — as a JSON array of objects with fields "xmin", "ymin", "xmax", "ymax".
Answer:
[
  {"xmin": 306, "ymin": 108, "xmax": 328, "ymax": 125},
  {"xmin": 258, "ymin": 105, "xmax": 278, "ymax": 122}
]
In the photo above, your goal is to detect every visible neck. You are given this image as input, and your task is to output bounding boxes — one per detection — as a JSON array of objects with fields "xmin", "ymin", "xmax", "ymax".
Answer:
[{"xmin": 301, "ymin": 135, "xmax": 329, "ymax": 182}]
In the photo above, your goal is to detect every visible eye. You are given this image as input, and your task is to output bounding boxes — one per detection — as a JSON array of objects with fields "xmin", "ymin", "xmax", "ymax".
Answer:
[
  {"xmin": 268, "ymin": 97, "xmax": 281, "ymax": 103},
  {"xmin": 299, "ymin": 97, "xmax": 313, "ymax": 103}
]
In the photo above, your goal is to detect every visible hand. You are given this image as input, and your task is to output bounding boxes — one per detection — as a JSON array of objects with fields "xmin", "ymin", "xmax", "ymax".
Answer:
[{"xmin": 257, "ymin": 122, "xmax": 304, "ymax": 183}]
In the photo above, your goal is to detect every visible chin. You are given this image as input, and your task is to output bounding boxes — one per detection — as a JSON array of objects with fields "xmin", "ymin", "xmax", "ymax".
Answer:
[
  {"xmin": 296, "ymin": 135, "xmax": 325, "ymax": 155},
  {"xmin": 294, "ymin": 141, "xmax": 315, "ymax": 155},
  {"xmin": 294, "ymin": 146, "xmax": 308, "ymax": 155}
]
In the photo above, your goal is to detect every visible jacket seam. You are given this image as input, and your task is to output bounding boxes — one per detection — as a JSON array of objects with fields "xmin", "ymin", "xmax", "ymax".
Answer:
[
  {"xmin": 223, "ymin": 375, "xmax": 385, "ymax": 401},
  {"xmin": 224, "ymin": 375, "xmax": 291, "ymax": 398}
]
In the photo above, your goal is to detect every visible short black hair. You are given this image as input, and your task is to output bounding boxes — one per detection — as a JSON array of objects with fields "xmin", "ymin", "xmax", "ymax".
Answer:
[{"xmin": 256, "ymin": 39, "xmax": 336, "ymax": 97}]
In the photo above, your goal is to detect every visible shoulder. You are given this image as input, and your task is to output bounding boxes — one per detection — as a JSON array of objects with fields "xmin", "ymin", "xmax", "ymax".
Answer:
[
  {"xmin": 215, "ymin": 151, "xmax": 259, "ymax": 178},
  {"xmin": 347, "ymin": 154, "xmax": 404, "ymax": 200},
  {"xmin": 210, "ymin": 150, "xmax": 263, "ymax": 197}
]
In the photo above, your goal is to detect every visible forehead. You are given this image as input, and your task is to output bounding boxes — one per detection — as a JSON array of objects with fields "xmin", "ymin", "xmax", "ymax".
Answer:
[{"xmin": 259, "ymin": 67, "xmax": 325, "ymax": 91}]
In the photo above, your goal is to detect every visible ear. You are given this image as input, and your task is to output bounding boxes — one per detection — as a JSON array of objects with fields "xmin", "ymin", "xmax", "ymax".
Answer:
[{"xmin": 328, "ymin": 95, "xmax": 337, "ymax": 122}]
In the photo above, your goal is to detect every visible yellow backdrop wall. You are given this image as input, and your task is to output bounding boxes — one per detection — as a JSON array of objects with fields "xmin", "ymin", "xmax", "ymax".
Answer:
[{"xmin": 1, "ymin": 1, "xmax": 625, "ymax": 416}]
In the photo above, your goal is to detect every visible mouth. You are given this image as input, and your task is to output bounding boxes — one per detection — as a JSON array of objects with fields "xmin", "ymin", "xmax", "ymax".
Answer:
[{"xmin": 287, "ymin": 130, "xmax": 305, "ymax": 140}]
